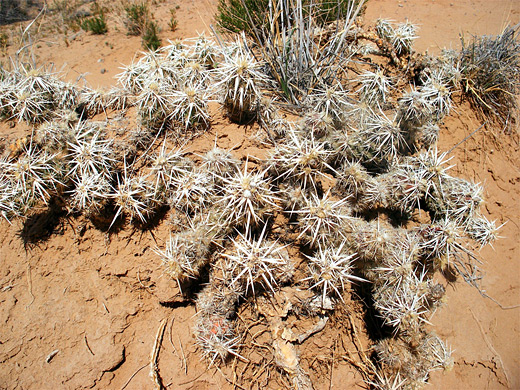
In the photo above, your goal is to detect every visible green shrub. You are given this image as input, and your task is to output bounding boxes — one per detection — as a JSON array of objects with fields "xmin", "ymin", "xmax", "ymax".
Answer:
[
  {"xmin": 220, "ymin": 0, "xmax": 366, "ymax": 104},
  {"xmin": 124, "ymin": 2, "xmax": 149, "ymax": 36},
  {"xmin": 142, "ymin": 21, "xmax": 161, "ymax": 51},
  {"xmin": 80, "ymin": 3, "xmax": 108, "ymax": 35},
  {"xmin": 0, "ymin": 32, "xmax": 8, "ymax": 49},
  {"xmin": 216, "ymin": 0, "xmax": 364, "ymax": 38},
  {"xmin": 81, "ymin": 13, "xmax": 108, "ymax": 35},
  {"xmin": 168, "ymin": 7, "xmax": 178, "ymax": 32},
  {"xmin": 216, "ymin": 0, "xmax": 268, "ymax": 36}
]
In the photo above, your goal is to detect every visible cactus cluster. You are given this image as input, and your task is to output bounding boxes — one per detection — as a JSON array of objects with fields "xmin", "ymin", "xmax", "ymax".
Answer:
[{"xmin": 0, "ymin": 17, "xmax": 504, "ymax": 390}]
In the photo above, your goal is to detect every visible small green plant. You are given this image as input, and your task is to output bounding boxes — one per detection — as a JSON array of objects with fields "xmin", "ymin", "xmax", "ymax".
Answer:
[
  {"xmin": 142, "ymin": 21, "xmax": 161, "ymax": 51},
  {"xmin": 0, "ymin": 32, "xmax": 9, "ymax": 50},
  {"xmin": 124, "ymin": 2, "xmax": 149, "ymax": 36},
  {"xmin": 168, "ymin": 8, "xmax": 178, "ymax": 31},
  {"xmin": 216, "ymin": 0, "xmax": 268, "ymax": 36},
  {"xmin": 81, "ymin": 14, "xmax": 108, "ymax": 35},
  {"xmin": 216, "ymin": 0, "xmax": 364, "ymax": 38},
  {"xmin": 81, "ymin": 3, "xmax": 108, "ymax": 35}
]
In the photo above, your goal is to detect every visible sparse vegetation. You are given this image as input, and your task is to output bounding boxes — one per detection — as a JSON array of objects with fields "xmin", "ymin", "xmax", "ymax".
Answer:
[
  {"xmin": 142, "ymin": 20, "xmax": 161, "ymax": 51},
  {"xmin": 0, "ymin": 32, "xmax": 8, "ymax": 50},
  {"xmin": 460, "ymin": 24, "xmax": 520, "ymax": 132},
  {"xmin": 81, "ymin": 11, "xmax": 108, "ymax": 35},
  {"xmin": 122, "ymin": 1, "xmax": 161, "ymax": 50},
  {"xmin": 216, "ymin": 0, "xmax": 364, "ymax": 38},
  {"xmin": 123, "ymin": 1, "xmax": 149, "ymax": 36},
  {"xmin": 168, "ymin": 7, "xmax": 178, "ymax": 31}
]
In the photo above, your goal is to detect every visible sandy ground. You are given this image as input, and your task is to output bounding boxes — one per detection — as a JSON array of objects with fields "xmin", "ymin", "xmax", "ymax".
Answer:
[{"xmin": 0, "ymin": 0, "xmax": 519, "ymax": 389}]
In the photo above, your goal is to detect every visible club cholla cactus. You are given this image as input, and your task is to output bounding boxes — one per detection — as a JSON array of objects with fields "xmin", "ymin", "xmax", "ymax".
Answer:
[
  {"xmin": 112, "ymin": 161, "xmax": 157, "ymax": 225},
  {"xmin": 222, "ymin": 227, "xmax": 294, "ymax": 295},
  {"xmin": 415, "ymin": 219, "xmax": 462, "ymax": 270},
  {"xmin": 0, "ymin": 21, "xmax": 507, "ymax": 390},
  {"xmin": 148, "ymin": 142, "xmax": 191, "ymax": 192},
  {"xmin": 303, "ymin": 242, "xmax": 365, "ymax": 303},
  {"xmin": 465, "ymin": 214, "xmax": 503, "ymax": 247},
  {"xmin": 117, "ymin": 50, "xmax": 178, "ymax": 94},
  {"xmin": 398, "ymin": 87, "xmax": 433, "ymax": 126},
  {"xmin": 134, "ymin": 79, "xmax": 174, "ymax": 127},
  {"xmin": 376, "ymin": 19, "xmax": 419, "ymax": 55},
  {"xmin": 66, "ymin": 122, "xmax": 115, "ymax": 179},
  {"xmin": 215, "ymin": 41, "xmax": 268, "ymax": 122},
  {"xmin": 155, "ymin": 221, "xmax": 216, "ymax": 286},
  {"xmin": 349, "ymin": 111, "xmax": 407, "ymax": 169},
  {"xmin": 1, "ymin": 142, "xmax": 62, "ymax": 212},
  {"xmin": 391, "ymin": 22, "xmax": 419, "ymax": 55},
  {"xmin": 170, "ymin": 83, "xmax": 211, "ymax": 130},
  {"xmin": 199, "ymin": 146, "xmax": 240, "ymax": 183},
  {"xmin": 68, "ymin": 172, "xmax": 111, "ymax": 214},
  {"xmin": 357, "ymin": 69, "xmax": 394, "ymax": 107},
  {"xmin": 217, "ymin": 162, "xmax": 279, "ymax": 228},
  {"xmin": 169, "ymin": 168, "xmax": 214, "ymax": 212},
  {"xmin": 195, "ymin": 314, "xmax": 241, "ymax": 366},
  {"xmin": 306, "ymin": 84, "xmax": 352, "ymax": 127},
  {"xmin": 0, "ymin": 162, "xmax": 17, "ymax": 221},
  {"xmin": 292, "ymin": 190, "xmax": 352, "ymax": 246},
  {"xmin": 268, "ymin": 128, "xmax": 332, "ymax": 191},
  {"xmin": 7, "ymin": 88, "xmax": 52, "ymax": 124}
]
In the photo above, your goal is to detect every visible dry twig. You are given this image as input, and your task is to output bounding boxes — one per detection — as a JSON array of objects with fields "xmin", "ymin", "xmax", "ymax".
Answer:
[
  {"xmin": 150, "ymin": 318, "xmax": 167, "ymax": 390},
  {"xmin": 121, "ymin": 363, "xmax": 148, "ymax": 390}
]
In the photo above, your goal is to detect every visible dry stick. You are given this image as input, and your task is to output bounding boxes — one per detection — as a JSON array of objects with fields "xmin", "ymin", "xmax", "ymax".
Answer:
[
  {"xmin": 482, "ymin": 293, "xmax": 520, "ymax": 310},
  {"xmin": 250, "ymin": 359, "xmax": 273, "ymax": 384},
  {"xmin": 215, "ymin": 365, "xmax": 247, "ymax": 390},
  {"xmin": 168, "ymin": 315, "xmax": 180, "ymax": 360},
  {"xmin": 329, "ymin": 338, "xmax": 336, "ymax": 390},
  {"xmin": 177, "ymin": 371, "xmax": 206, "ymax": 386},
  {"xmin": 121, "ymin": 363, "xmax": 148, "ymax": 390},
  {"xmin": 150, "ymin": 318, "xmax": 167, "ymax": 390},
  {"xmin": 177, "ymin": 335, "xmax": 187, "ymax": 375},
  {"xmin": 15, "ymin": 4, "xmax": 46, "ymax": 59},
  {"xmin": 45, "ymin": 349, "xmax": 59, "ymax": 363},
  {"xmin": 24, "ymin": 261, "xmax": 35, "ymax": 307},
  {"xmin": 345, "ymin": 316, "xmax": 374, "ymax": 382},
  {"xmin": 232, "ymin": 355, "xmax": 240, "ymax": 389},
  {"xmin": 447, "ymin": 122, "xmax": 487, "ymax": 154},
  {"xmin": 84, "ymin": 334, "xmax": 95, "ymax": 356},
  {"xmin": 470, "ymin": 309, "xmax": 511, "ymax": 387},
  {"xmin": 137, "ymin": 269, "xmax": 153, "ymax": 294}
]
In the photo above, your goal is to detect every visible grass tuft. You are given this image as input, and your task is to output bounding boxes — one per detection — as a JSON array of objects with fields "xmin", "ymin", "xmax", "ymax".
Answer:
[{"xmin": 460, "ymin": 24, "xmax": 520, "ymax": 132}]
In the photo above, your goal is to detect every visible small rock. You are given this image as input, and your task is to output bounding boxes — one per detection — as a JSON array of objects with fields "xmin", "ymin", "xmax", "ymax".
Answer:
[{"xmin": 100, "ymin": 69, "xmax": 107, "ymax": 74}]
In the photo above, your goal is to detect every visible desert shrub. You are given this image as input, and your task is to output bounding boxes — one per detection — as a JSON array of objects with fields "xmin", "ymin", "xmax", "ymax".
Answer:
[
  {"xmin": 168, "ymin": 7, "xmax": 178, "ymax": 32},
  {"xmin": 216, "ymin": 0, "xmax": 268, "ymax": 36},
  {"xmin": 0, "ymin": 32, "xmax": 8, "ymax": 49},
  {"xmin": 124, "ymin": 2, "xmax": 149, "ymax": 36},
  {"xmin": 460, "ymin": 25, "xmax": 520, "ymax": 131},
  {"xmin": 142, "ymin": 21, "xmax": 161, "ymax": 51},
  {"xmin": 223, "ymin": 0, "xmax": 366, "ymax": 104},
  {"xmin": 216, "ymin": 0, "xmax": 364, "ymax": 37},
  {"xmin": 80, "ymin": 3, "xmax": 108, "ymax": 35},
  {"xmin": 81, "ymin": 13, "xmax": 107, "ymax": 35}
]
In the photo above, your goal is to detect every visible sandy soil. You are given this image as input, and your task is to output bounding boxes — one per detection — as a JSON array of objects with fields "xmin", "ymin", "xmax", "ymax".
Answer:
[{"xmin": 0, "ymin": 1, "xmax": 519, "ymax": 389}]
